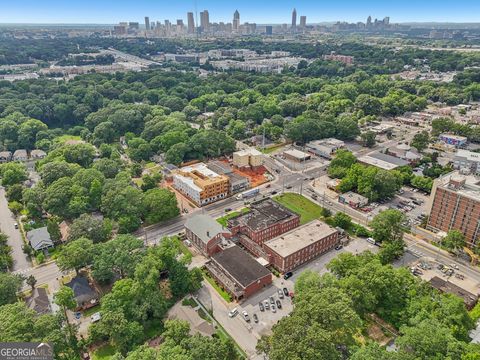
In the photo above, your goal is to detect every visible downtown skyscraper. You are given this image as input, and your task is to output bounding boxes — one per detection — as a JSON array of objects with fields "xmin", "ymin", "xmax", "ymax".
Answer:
[{"xmin": 291, "ymin": 8, "xmax": 297, "ymax": 30}]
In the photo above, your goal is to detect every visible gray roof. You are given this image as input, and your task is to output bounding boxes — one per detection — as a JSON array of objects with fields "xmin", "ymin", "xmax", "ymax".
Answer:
[
  {"xmin": 26, "ymin": 227, "xmax": 54, "ymax": 251},
  {"xmin": 66, "ymin": 276, "xmax": 98, "ymax": 306},
  {"xmin": 211, "ymin": 246, "xmax": 271, "ymax": 288},
  {"xmin": 369, "ymin": 152, "xmax": 409, "ymax": 167},
  {"xmin": 185, "ymin": 214, "xmax": 229, "ymax": 244},
  {"xmin": 12, "ymin": 149, "xmax": 27, "ymax": 158},
  {"xmin": 26, "ymin": 287, "xmax": 51, "ymax": 315}
]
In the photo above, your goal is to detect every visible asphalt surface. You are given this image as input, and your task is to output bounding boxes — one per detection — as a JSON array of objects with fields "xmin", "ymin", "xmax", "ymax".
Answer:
[{"xmin": 0, "ymin": 187, "xmax": 30, "ymax": 271}]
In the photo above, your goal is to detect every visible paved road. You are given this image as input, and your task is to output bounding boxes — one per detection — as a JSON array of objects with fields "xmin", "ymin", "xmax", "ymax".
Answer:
[{"xmin": 0, "ymin": 187, "xmax": 30, "ymax": 271}]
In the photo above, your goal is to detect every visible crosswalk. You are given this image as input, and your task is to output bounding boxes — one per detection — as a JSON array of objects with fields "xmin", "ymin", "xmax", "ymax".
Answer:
[
  {"xmin": 12, "ymin": 267, "xmax": 33, "ymax": 275},
  {"xmin": 408, "ymin": 248, "xmax": 425, "ymax": 258}
]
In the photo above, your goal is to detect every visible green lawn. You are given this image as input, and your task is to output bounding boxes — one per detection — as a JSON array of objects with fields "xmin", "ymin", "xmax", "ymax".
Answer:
[
  {"xmin": 53, "ymin": 135, "xmax": 82, "ymax": 144},
  {"xmin": 92, "ymin": 344, "xmax": 116, "ymax": 360},
  {"xmin": 273, "ymin": 193, "xmax": 324, "ymax": 225},
  {"xmin": 201, "ymin": 269, "xmax": 233, "ymax": 302},
  {"xmin": 217, "ymin": 208, "xmax": 250, "ymax": 227},
  {"xmin": 82, "ymin": 304, "xmax": 100, "ymax": 317}
]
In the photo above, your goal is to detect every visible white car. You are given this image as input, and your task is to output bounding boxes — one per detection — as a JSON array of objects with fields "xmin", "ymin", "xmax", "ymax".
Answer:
[
  {"xmin": 228, "ymin": 308, "xmax": 238, "ymax": 318},
  {"xmin": 90, "ymin": 312, "xmax": 101, "ymax": 323},
  {"xmin": 242, "ymin": 310, "xmax": 250, "ymax": 322}
]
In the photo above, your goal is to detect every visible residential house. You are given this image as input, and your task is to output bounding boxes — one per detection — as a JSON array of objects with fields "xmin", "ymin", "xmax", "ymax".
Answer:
[
  {"xmin": 25, "ymin": 287, "xmax": 51, "ymax": 315},
  {"xmin": 66, "ymin": 276, "xmax": 99, "ymax": 310},
  {"xmin": 12, "ymin": 149, "xmax": 28, "ymax": 161},
  {"xmin": 0, "ymin": 151, "xmax": 12, "ymax": 163},
  {"xmin": 26, "ymin": 227, "xmax": 54, "ymax": 251}
]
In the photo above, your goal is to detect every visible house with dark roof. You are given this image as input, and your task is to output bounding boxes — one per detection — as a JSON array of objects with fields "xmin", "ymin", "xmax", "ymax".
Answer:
[
  {"xmin": 66, "ymin": 276, "xmax": 99, "ymax": 310},
  {"xmin": 429, "ymin": 276, "xmax": 478, "ymax": 310},
  {"xmin": 25, "ymin": 288, "xmax": 51, "ymax": 315},
  {"xmin": 205, "ymin": 245, "xmax": 272, "ymax": 301},
  {"xmin": 184, "ymin": 214, "xmax": 231, "ymax": 257},
  {"xmin": 26, "ymin": 227, "xmax": 54, "ymax": 251}
]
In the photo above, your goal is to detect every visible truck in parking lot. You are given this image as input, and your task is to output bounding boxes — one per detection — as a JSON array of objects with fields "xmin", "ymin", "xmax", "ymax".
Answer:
[{"xmin": 236, "ymin": 188, "xmax": 260, "ymax": 200}]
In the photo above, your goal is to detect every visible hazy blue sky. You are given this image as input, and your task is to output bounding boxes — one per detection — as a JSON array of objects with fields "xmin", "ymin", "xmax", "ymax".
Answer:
[{"xmin": 1, "ymin": 0, "xmax": 480, "ymax": 24}]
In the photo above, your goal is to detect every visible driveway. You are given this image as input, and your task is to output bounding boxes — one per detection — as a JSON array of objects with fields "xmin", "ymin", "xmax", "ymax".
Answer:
[{"xmin": 0, "ymin": 187, "xmax": 30, "ymax": 271}]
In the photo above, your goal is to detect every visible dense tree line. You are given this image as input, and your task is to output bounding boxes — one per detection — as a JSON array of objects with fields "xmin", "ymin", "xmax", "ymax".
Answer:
[{"xmin": 259, "ymin": 252, "xmax": 479, "ymax": 359}]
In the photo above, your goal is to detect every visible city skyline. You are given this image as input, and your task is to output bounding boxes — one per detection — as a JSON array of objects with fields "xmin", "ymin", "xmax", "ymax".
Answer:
[{"xmin": 2, "ymin": 0, "xmax": 480, "ymax": 24}]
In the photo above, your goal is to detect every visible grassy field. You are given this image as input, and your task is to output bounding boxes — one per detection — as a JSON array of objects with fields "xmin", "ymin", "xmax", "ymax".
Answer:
[
  {"xmin": 202, "ymin": 269, "xmax": 233, "ymax": 302},
  {"xmin": 216, "ymin": 208, "xmax": 250, "ymax": 227},
  {"xmin": 92, "ymin": 344, "xmax": 116, "ymax": 360},
  {"xmin": 273, "ymin": 193, "xmax": 324, "ymax": 225}
]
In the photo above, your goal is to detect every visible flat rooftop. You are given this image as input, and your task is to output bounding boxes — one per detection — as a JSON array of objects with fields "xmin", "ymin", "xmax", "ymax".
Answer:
[
  {"xmin": 234, "ymin": 148, "xmax": 262, "ymax": 157},
  {"xmin": 430, "ymin": 276, "xmax": 478, "ymax": 308},
  {"xmin": 284, "ymin": 149, "xmax": 310, "ymax": 159},
  {"xmin": 228, "ymin": 198, "xmax": 298, "ymax": 231},
  {"xmin": 358, "ymin": 151, "xmax": 409, "ymax": 170},
  {"xmin": 436, "ymin": 171, "xmax": 480, "ymax": 201},
  {"xmin": 264, "ymin": 220, "xmax": 337, "ymax": 258},
  {"xmin": 211, "ymin": 246, "xmax": 271, "ymax": 288}
]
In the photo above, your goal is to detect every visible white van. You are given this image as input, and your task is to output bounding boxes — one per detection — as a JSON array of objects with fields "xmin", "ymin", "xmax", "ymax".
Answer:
[
  {"xmin": 228, "ymin": 308, "xmax": 238, "ymax": 318},
  {"xmin": 366, "ymin": 237, "xmax": 376, "ymax": 245}
]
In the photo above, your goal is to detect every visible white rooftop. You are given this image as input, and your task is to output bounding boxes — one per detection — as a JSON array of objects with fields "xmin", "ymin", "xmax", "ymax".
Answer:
[
  {"xmin": 264, "ymin": 220, "xmax": 337, "ymax": 258},
  {"xmin": 234, "ymin": 148, "xmax": 262, "ymax": 157},
  {"xmin": 181, "ymin": 162, "xmax": 222, "ymax": 179},
  {"xmin": 284, "ymin": 149, "xmax": 310, "ymax": 159}
]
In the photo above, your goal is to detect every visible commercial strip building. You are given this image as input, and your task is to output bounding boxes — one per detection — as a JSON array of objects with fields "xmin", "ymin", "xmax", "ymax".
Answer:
[
  {"xmin": 283, "ymin": 149, "xmax": 311, "ymax": 162},
  {"xmin": 427, "ymin": 171, "xmax": 480, "ymax": 248},
  {"xmin": 264, "ymin": 220, "xmax": 339, "ymax": 272},
  {"xmin": 429, "ymin": 276, "xmax": 478, "ymax": 310},
  {"xmin": 358, "ymin": 151, "xmax": 409, "ymax": 171},
  {"xmin": 439, "ymin": 134, "xmax": 468, "ymax": 148},
  {"xmin": 339, "ymin": 191, "xmax": 369, "ymax": 209},
  {"xmin": 305, "ymin": 138, "xmax": 345, "ymax": 159},
  {"xmin": 185, "ymin": 214, "xmax": 232, "ymax": 257},
  {"xmin": 205, "ymin": 246, "xmax": 272, "ymax": 301},
  {"xmin": 454, "ymin": 149, "xmax": 480, "ymax": 175},
  {"xmin": 386, "ymin": 143, "xmax": 421, "ymax": 164},
  {"xmin": 173, "ymin": 163, "xmax": 229, "ymax": 206}
]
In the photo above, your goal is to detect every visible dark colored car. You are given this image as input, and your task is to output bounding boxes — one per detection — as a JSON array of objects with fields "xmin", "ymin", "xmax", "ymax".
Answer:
[
  {"xmin": 283, "ymin": 288, "xmax": 289, "ymax": 297},
  {"xmin": 253, "ymin": 313, "xmax": 258, "ymax": 323},
  {"xmin": 269, "ymin": 296, "xmax": 275, "ymax": 305},
  {"xmin": 283, "ymin": 271, "xmax": 293, "ymax": 280},
  {"xmin": 259, "ymin": 302, "xmax": 264, "ymax": 311},
  {"xmin": 271, "ymin": 191, "xmax": 278, "ymax": 195},
  {"xmin": 224, "ymin": 208, "xmax": 232, "ymax": 212},
  {"xmin": 276, "ymin": 299, "xmax": 282, "ymax": 309}
]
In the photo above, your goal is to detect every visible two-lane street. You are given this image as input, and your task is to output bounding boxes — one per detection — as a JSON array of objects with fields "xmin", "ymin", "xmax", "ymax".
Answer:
[{"xmin": 0, "ymin": 187, "xmax": 30, "ymax": 271}]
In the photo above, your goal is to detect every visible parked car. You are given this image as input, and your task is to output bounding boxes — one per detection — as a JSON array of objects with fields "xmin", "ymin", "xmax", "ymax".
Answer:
[
  {"xmin": 266, "ymin": 184, "xmax": 271, "ymax": 188},
  {"xmin": 283, "ymin": 271, "xmax": 293, "ymax": 280},
  {"xmin": 242, "ymin": 311, "xmax": 250, "ymax": 322},
  {"xmin": 334, "ymin": 244, "xmax": 343, "ymax": 250},
  {"xmin": 276, "ymin": 300, "xmax": 282, "ymax": 309},
  {"xmin": 253, "ymin": 313, "xmax": 258, "ymax": 323},
  {"xmin": 259, "ymin": 302, "xmax": 264, "ymax": 311},
  {"xmin": 283, "ymin": 288, "xmax": 289, "ymax": 297},
  {"xmin": 224, "ymin": 208, "xmax": 232, "ymax": 212},
  {"xmin": 91, "ymin": 312, "xmax": 101, "ymax": 323},
  {"xmin": 14, "ymin": 222, "xmax": 18, "ymax": 229},
  {"xmin": 271, "ymin": 191, "xmax": 278, "ymax": 195},
  {"xmin": 278, "ymin": 289, "xmax": 284, "ymax": 299},
  {"xmin": 366, "ymin": 237, "xmax": 376, "ymax": 245},
  {"xmin": 271, "ymin": 304, "xmax": 276, "ymax": 313},
  {"xmin": 228, "ymin": 308, "xmax": 238, "ymax": 318},
  {"xmin": 269, "ymin": 296, "xmax": 275, "ymax": 305},
  {"xmin": 285, "ymin": 185, "xmax": 292, "ymax": 189},
  {"xmin": 264, "ymin": 300, "xmax": 270, "ymax": 309}
]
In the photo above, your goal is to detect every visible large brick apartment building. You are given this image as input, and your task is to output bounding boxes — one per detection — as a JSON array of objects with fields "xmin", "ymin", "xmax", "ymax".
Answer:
[
  {"xmin": 427, "ymin": 171, "xmax": 480, "ymax": 247},
  {"xmin": 264, "ymin": 220, "xmax": 339, "ymax": 272},
  {"xmin": 227, "ymin": 198, "xmax": 300, "ymax": 245}
]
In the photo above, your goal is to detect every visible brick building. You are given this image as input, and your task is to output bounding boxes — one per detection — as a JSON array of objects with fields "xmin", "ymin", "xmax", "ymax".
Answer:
[
  {"xmin": 205, "ymin": 246, "xmax": 272, "ymax": 300},
  {"xmin": 227, "ymin": 198, "xmax": 300, "ymax": 245},
  {"xmin": 264, "ymin": 220, "xmax": 338, "ymax": 272},
  {"xmin": 427, "ymin": 171, "xmax": 480, "ymax": 248},
  {"xmin": 184, "ymin": 214, "xmax": 231, "ymax": 257}
]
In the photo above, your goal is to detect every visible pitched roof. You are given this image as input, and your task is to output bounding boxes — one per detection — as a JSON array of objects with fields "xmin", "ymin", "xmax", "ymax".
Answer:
[
  {"xmin": 26, "ymin": 288, "xmax": 51, "ymax": 315},
  {"xmin": 211, "ymin": 246, "xmax": 271, "ymax": 288},
  {"xmin": 66, "ymin": 276, "xmax": 97, "ymax": 306},
  {"xmin": 185, "ymin": 214, "xmax": 229, "ymax": 244},
  {"xmin": 26, "ymin": 227, "xmax": 53, "ymax": 251}
]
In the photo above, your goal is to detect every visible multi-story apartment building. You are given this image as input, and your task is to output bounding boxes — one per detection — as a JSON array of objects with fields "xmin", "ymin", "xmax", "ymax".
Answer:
[
  {"xmin": 184, "ymin": 214, "xmax": 231, "ymax": 257},
  {"xmin": 173, "ymin": 163, "xmax": 229, "ymax": 206},
  {"xmin": 264, "ymin": 220, "xmax": 338, "ymax": 272},
  {"xmin": 427, "ymin": 171, "xmax": 480, "ymax": 247},
  {"xmin": 227, "ymin": 199, "xmax": 300, "ymax": 245}
]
